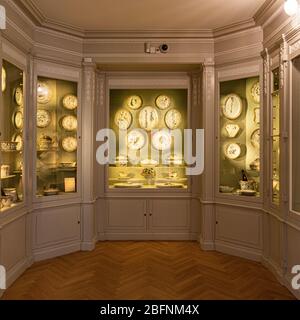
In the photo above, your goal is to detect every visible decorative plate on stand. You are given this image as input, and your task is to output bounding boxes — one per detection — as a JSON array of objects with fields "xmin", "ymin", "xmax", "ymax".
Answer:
[
  {"xmin": 127, "ymin": 95, "xmax": 143, "ymax": 110},
  {"xmin": 115, "ymin": 109, "xmax": 133, "ymax": 130},
  {"xmin": 156, "ymin": 95, "xmax": 171, "ymax": 110},
  {"xmin": 165, "ymin": 109, "xmax": 182, "ymax": 129},
  {"xmin": 222, "ymin": 94, "xmax": 243, "ymax": 120},
  {"xmin": 127, "ymin": 130, "xmax": 146, "ymax": 150},
  {"xmin": 37, "ymin": 109, "xmax": 51, "ymax": 128},
  {"xmin": 37, "ymin": 82, "xmax": 52, "ymax": 104},
  {"xmin": 139, "ymin": 106, "xmax": 159, "ymax": 131},
  {"xmin": 63, "ymin": 94, "xmax": 78, "ymax": 110}
]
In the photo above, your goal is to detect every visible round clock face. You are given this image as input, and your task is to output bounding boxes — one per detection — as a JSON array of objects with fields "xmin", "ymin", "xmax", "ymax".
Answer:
[
  {"xmin": 61, "ymin": 115, "xmax": 78, "ymax": 132},
  {"xmin": 225, "ymin": 143, "xmax": 241, "ymax": 160},
  {"xmin": 222, "ymin": 94, "xmax": 243, "ymax": 120},
  {"xmin": 156, "ymin": 95, "xmax": 171, "ymax": 110},
  {"xmin": 2, "ymin": 67, "xmax": 6, "ymax": 92},
  {"xmin": 37, "ymin": 109, "xmax": 51, "ymax": 128},
  {"xmin": 37, "ymin": 82, "xmax": 52, "ymax": 104},
  {"xmin": 152, "ymin": 130, "xmax": 172, "ymax": 151},
  {"xmin": 251, "ymin": 129, "xmax": 260, "ymax": 148},
  {"xmin": 14, "ymin": 87, "xmax": 23, "ymax": 106},
  {"xmin": 251, "ymin": 81, "xmax": 260, "ymax": 103},
  {"xmin": 62, "ymin": 137, "xmax": 77, "ymax": 153},
  {"xmin": 63, "ymin": 94, "xmax": 78, "ymax": 110},
  {"xmin": 12, "ymin": 134, "xmax": 23, "ymax": 152},
  {"xmin": 13, "ymin": 111, "xmax": 24, "ymax": 130},
  {"xmin": 127, "ymin": 95, "xmax": 143, "ymax": 110},
  {"xmin": 127, "ymin": 130, "xmax": 146, "ymax": 151},
  {"xmin": 115, "ymin": 109, "xmax": 132, "ymax": 130},
  {"xmin": 165, "ymin": 109, "xmax": 182, "ymax": 129},
  {"xmin": 139, "ymin": 106, "xmax": 159, "ymax": 131}
]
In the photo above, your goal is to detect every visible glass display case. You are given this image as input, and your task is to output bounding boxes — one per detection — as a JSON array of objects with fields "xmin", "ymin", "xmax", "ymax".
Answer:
[
  {"xmin": 0, "ymin": 60, "xmax": 25, "ymax": 211},
  {"xmin": 36, "ymin": 76, "xmax": 78, "ymax": 197},
  {"xmin": 219, "ymin": 76, "xmax": 261, "ymax": 197},
  {"xmin": 109, "ymin": 89, "xmax": 188, "ymax": 190},
  {"xmin": 271, "ymin": 68, "xmax": 280, "ymax": 204}
]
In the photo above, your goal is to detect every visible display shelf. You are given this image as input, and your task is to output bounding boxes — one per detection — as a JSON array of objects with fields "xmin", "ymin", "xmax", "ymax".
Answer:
[
  {"xmin": 35, "ymin": 76, "xmax": 78, "ymax": 197},
  {"xmin": 218, "ymin": 76, "xmax": 261, "ymax": 198},
  {"xmin": 108, "ymin": 89, "xmax": 188, "ymax": 190},
  {"xmin": 0, "ymin": 59, "xmax": 25, "ymax": 212}
]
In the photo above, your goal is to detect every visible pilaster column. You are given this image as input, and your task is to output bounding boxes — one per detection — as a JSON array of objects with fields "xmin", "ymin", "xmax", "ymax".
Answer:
[{"xmin": 81, "ymin": 59, "xmax": 97, "ymax": 251}]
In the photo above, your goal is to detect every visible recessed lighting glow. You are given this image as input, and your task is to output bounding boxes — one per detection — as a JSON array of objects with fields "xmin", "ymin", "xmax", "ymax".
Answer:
[{"xmin": 284, "ymin": 0, "xmax": 299, "ymax": 16}]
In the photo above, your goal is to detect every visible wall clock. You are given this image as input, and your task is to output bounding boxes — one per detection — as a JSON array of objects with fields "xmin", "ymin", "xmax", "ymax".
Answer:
[
  {"xmin": 12, "ymin": 134, "xmax": 23, "ymax": 152},
  {"xmin": 115, "ymin": 109, "xmax": 132, "ymax": 130},
  {"xmin": 61, "ymin": 115, "xmax": 78, "ymax": 132},
  {"xmin": 2, "ymin": 67, "xmax": 6, "ymax": 92},
  {"xmin": 225, "ymin": 143, "xmax": 241, "ymax": 160},
  {"xmin": 152, "ymin": 130, "xmax": 172, "ymax": 151},
  {"xmin": 139, "ymin": 106, "xmax": 159, "ymax": 131},
  {"xmin": 165, "ymin": 109, "xmax": 182, "ymax": 129},
  {"xmin": 63, "ymin": 94, "xmax": 78, "ymax": 110},
  {"xmin": 13, "ymin": 111, "xmax": 24, "ymax": 130},
  {"xmin": 251, "ymin": 81, "xmax": 260, "ymax": 103},
  {"xmin": 62, "ymin": 136, "xmax": 77, "ymax": 152},
  {"xmin": 14, "ymin": 86, "xmax": 23, "ymax": 106},
  {"xmin": 222, "ymin": 94, "xmax": 243, "ymax": 120},
  {"xmin": 225, "ymin": 124, "xmax": 240, "ymax": 138},
  {"xmin": 251, "ymin": 129, "xmax": 260, "ymax": 148},
  {"xmin": 127, "ymin": 95, "xmax": 142, "ymax": 110},
  {"xmin": 37, "ymin": 109, "xmax": 51, "ymax": 128},
  {"xmin": 156, "ymin": 95, "xmax": 171, "ymax": 110},
  {"xmin": 37, "ymin": 82, "xmax": 52, "ymax": 104},
  {"xmin": 127, "ymin": 130, "xmax": 146, "ymax": 150}
]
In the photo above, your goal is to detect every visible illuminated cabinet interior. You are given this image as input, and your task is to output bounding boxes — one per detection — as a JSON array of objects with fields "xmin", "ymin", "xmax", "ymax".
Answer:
[
  {"xmin": 0, "ymin": 60, "xmax": 25, "ymax": 211},
  {"xmin": 36, "ymin": 77, "xmax": 78, "ymax": 197},
  {"xmin": 109, "ymin": 89, "xmax": 188, "ymax": 190},
  {"xmin": 219, "ymin": 76, "xmax": 261, "ymax": 197}
]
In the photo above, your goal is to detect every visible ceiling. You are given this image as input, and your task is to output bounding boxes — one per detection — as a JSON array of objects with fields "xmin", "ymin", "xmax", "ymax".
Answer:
[{"xmin": 25, "ymin": 0, "xmax": 267, "ymax": 32}]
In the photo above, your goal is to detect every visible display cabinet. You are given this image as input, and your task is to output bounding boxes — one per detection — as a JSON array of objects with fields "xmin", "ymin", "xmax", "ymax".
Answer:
[
  {"xmin": 35, "ymin": 76, "xmax": 78, "ymax": 198},
  {"xmin": 108, "ymin": 89, "xmax": 188, "ymax": 190},
  {"xmin": 218, "ymin": 76, "xmax": 261, "ymax": 197},
  {"xmin": 0, "ymin": 59, "xmax": 25, "ymax": 211},
  {"xmin": 271, "ymin": 68, "xmax": 280, "ymax": 204}
]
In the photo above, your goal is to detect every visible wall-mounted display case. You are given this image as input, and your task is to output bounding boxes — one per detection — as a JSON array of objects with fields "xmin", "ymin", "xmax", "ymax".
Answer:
[
  {"xmin": 109, "ymin": 89, "xmax": 188, "ymax": 190},
  {"xmin": 219, "ymin": 76, "xmax": 261, "ymax": 197},
  {"xmin": 271, "ymin": 68, "xmax": 280, "ymax": 204},
  {"xmin": 35, "ymin": 76, "xmax": 78, "ymax": 197},
  {"xmin": 0, "ymin": 60, "xmax": 25, "ymax": 211}
]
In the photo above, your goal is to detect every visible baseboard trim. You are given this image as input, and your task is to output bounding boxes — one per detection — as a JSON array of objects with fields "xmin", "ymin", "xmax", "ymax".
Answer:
[
  {"xmin": 33, "ymin": 242, "xmax": 81, "ymax": 262},
  {"xmin": 103, "ymin": 233, "xmax": 195, "ymax": 241},
  {"xmin": 261, "ymin": 256, "xmax": 285, "ymax": 285},
  {"xmin": 283, "ymin": 276, "xmax": 300, "ymax": 300},
  {"xmin": 199, "ymin": 236, "xmax": 215, "ymax": 251},
  {"xmin": 215, "ymin": 240, "xmax": 262, "ymax": 261},
  {"xmin": 81, "ymin": 239, "xmax": 97, "ymax": 251}
]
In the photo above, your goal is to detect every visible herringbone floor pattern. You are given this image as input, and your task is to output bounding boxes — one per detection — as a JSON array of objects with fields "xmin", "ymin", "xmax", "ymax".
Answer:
[{"xmin": 2, "ymin": 242, "xmax": 295, "ymax": 300}]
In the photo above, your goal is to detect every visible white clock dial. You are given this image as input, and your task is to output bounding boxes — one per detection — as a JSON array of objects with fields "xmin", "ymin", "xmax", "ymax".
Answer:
[
  {"xmin": 156, "ymin": 95, "xmax": 171, "ymax": 110},
  {"xmin": 152, "ymin": 130, "xmax": 172, "ymax": 151},
  {"xmin": 12, "ymin": 134, "xmax": 23, "ymax": 152},
  {"xmin": 225, "ymin": 124, "xmax": 240, "ymax": 138},
  {"xmin": 165, "ymin": 109, "xmax": 182, "ymax": 129},
  {"xmin": 61, "ymin": 115, "xmax": 78, "ymax": 132},
  {"xmin": 251, "ymin": 81, "xmax": 260, "ymax": 103},
  {"xmin": 14, "ymin": 87, "xmax": 23, "ymax": 106},
  {"xmin": 139, "ymin": 106, "xmax": 159, "ymax": 131},
  {"xmin": 37, "ymin": 109, "xmax": 51, "ymax": 128},
  {"xmin": 13, "ymin": 111, "xmax": 24, "ymax": 130},
  {"xmin": 251, "ymin": 129, "xmax": 260, "ymax": 148},
  {"xmin": 115, "ymin": 109, "xmax": 132, "ymax": 130},
  {"xmin": 225, "ymin": 143, "xmax": 241, "ymax": 160},
  {"xmin": 62, "ymin": 136, "xmax": 77, "ymax": 152},
  {"xmin": 2, "ymin": 67, "xmax": 6, "ymax": 92},
  {"xmin": 63, "ymin": 94, "xmax": 78, "ymax": 110},
  {"xmin": 127, "ymin": 130, "xmax": 146, "ymax": 150},
  {"xmin": 222, "ymin": 94, "xmax": 243, "ymax": 120},
  {"xmin": 37, "ymin": 82, "xmax": 52, "ymax": 104},
  {"xmin": 127, "ymin": 95, "xmax": 142, "ymax": 110}
]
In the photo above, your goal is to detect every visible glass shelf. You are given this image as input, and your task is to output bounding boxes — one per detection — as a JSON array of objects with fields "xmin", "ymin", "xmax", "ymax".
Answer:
[
  {"xmin": 35, "ymin": 76, "xmax": 78, "ymax": 197},
  {"xmin": 219, "ymin": 76, "xmax": 261, "ymax": 198}
]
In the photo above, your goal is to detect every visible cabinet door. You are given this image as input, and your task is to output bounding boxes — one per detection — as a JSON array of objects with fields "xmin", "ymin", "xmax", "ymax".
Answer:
[
  {"xmin": 149, "ymin": 199, "xmax": 190, "ymax": 231},
  {"xmin": 105, "ymin": 199, "xmax": 147, "ymax": 232}
]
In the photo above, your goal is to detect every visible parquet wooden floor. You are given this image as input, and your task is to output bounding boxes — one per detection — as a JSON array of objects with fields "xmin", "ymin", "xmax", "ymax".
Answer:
[{"xmin": 1, "ymin": 242, "xmax": 295, "ymax": 300}]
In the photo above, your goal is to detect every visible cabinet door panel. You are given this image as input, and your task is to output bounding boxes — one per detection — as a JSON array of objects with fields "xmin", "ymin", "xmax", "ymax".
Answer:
[
  {"xmin": 106, "ymin": 199, "xmax": 147, "ymax": 231},
  {"xmin": 35, "ymin": 205, "xmax": 81, "ymax": 246},
  {"xmin": 150, "ymin": 199, "xmax": 190, "ymax": 231}
]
